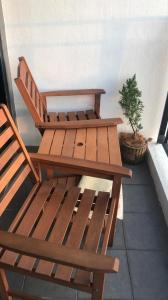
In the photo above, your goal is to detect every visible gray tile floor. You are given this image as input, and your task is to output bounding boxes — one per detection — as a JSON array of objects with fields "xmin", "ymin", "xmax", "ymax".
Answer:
[{"xmin": 1, "ymin": 162, "xmax": 168, "ymax": 300}]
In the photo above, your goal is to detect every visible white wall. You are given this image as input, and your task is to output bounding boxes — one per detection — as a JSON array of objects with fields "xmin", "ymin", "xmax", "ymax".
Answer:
[{"xmin": 2, "ymin": 0, "xmax": 168, "ymax": 145}]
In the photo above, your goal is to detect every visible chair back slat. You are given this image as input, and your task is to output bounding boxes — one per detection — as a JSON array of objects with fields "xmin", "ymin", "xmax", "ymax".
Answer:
[
  {"xmin": 0, "ymin": 140, "xmax": 20, "ymax": 172},
  {"xmin": 0, "ymin": 152, "xmax": 25, "ymax": 194},
  {"xmin": 0, "ymin": 165, "xmax": 31, "ymax": 216},
  {"xmin": 0, "ymin": 127, "xmax": 14, "ymax": 148},
  {"xmin": 0, "ymin": 111, "xmax": 7, "ymax": 127},
  {"xmin": 0, "ymin": 105, "xmax": 39, "ymax": 216},
  {"xmin": 15, "ymin": 57, "xmax": 47, "ymax": 124}
]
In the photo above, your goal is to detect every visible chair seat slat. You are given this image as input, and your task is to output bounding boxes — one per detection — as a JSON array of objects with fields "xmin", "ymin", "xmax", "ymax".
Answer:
[
  {"xmin": 86, "ymin": 110, "xmax": 97, "ymax": 119},
  {"xmin": 17, "ymin": 187, "xmax": 66, "ymax": 271},
  {"xmin": 55, "ymin": 189, "xmax": 95, "ymax": 281},
  {"xmin": 67, "ymin": 112, "xmax": 77, "ymax": 121},
  {"xmin": 77, "ymin": 111, "xmax": 87, "ymax": 120},
  {"xmin": 74, "ymin": 191, "xmax": 110, "ymax": 285},
  {"xmin": 58, "ymin": 112, "xmax": 67, "ymax": 121},
  {"xmin": 36, "ymin": 186, "xmax": 81, "ymax": 276},
  {"xmin": 48, "ymin": 112, "xmax": 57, "ymax": 122},
  {"xmin": 0, "ymin": 181, "xmax": 55, "ymax": 266}
]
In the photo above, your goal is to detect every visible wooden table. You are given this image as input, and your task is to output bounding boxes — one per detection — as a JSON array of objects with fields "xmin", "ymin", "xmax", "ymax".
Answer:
[{"xmin": 38, "ymin": 124, "xmax": 122, "ymax": 185}]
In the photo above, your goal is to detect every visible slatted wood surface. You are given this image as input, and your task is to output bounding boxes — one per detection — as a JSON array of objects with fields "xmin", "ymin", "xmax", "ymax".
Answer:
[
  {"xmin": 38, "ymin": 125, "xmax": 121, "ymax": 165},
  {"xmin": 0, "ymin": 106, "xmax": 38, "ymax": 216},
  {"xmin": 0, "ymin": 105, "xmax": 123, "ymax": 297},
  {"xmin": 46, "ymin": 110, "xmax": 98, "ymax": 122},
  {"xmin": 0, "ymin": 179, "xmax": 111, "ymax": 288},
  {"xmin": 15, "ymin": 57, "xmax": 100, "ymax": 127},
  {"xmin": 15, "ymin": 57, "xmax": 47, "ymax": 123}
]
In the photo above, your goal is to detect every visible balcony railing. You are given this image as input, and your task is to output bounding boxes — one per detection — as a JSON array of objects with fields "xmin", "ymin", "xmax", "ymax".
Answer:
[{"xmin": 158, "ymin": 93, "xmax": 168, "ymax": 154}]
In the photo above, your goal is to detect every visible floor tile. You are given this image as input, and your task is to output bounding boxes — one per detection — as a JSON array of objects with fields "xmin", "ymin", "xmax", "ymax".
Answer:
[
  {"xmin": 128, "ymin": 250, "xmax": 168, "ymax": 300},
  {"xmin": 123, "ymin": 162, "xmax": 153, "ymax": 185},
  {"xmin": 0, "ymin": 272, "xmax": 25, "ymax": 300},
  {"xmin": 23, "ymin": 276, "xmax": 77, "ymax": 299},
  {"xmin": 7, "ymin": 271, "xmax": 25, "ymax": 290},
  {"xmin": 78, "ymin": 250, "xmax": 133, "ymax": 300},
  {"xmin": 124, "ymin": 213, "xmax": 168, "ymax": 250},
  {"xmin": 123, "ymin": 185, "xmax": 159, "ymax": 213},
  {"xmin": 113, "ymin": 220, "xmax": 125, "ymax": 250}
]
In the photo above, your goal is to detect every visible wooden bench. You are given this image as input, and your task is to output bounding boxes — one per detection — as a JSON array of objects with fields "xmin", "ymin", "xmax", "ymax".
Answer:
[
  {"xmin": 0, "ymin": 105, "xmax": 132, "ymax": 300},
  {"xmin": 15, "ymin": 57, "xmax": 105, "ymax": 133}
]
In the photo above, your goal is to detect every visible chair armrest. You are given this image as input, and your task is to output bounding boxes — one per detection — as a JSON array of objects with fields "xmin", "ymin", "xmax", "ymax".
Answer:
[
  {"xmin": 0, "ymin": 230, "xmax": 119, "ymax": 273},
  {"xmin": 30, "ymin": 153, "xmax": 132, "ymax": 179},
  {"xmin": 40, "ymin": 89, "xmax": 105, "ymax": 97},
  {"xmin": 36, "ymin": 118, "xmax": 123, "ymax": 129}
]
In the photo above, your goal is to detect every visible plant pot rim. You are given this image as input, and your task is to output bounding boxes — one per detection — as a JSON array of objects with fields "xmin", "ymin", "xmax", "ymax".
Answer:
[
  {"xmin": 120, "ymin": 141, "xmax": 147, "ymax": 150},
  {"xmin": 120, "ymin": 132, "xmax": 147, "ymax": 149}
]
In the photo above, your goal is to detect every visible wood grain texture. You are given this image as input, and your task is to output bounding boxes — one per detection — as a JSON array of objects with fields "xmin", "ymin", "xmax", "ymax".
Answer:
[
  {"xmin": 0, "ymin": 230, "xmax": 119, "ymax": 273},
  {"xmin": 0, "ymin": 104, "xmax": 130, "ymax": 300},
  {"xmin": 40, "ymin": 89, "xmax": 105, "ymax": 97},
  {"xmin": 30, "ymin": 153, "xmax": 132, "ymax": 178},
  {"xmin": 0, "ymin": 269, "xmax": 11, "ymax": 300},
  {"xmin": 36, "ymin": 118, "xmax": 123, "ymax": 129}
]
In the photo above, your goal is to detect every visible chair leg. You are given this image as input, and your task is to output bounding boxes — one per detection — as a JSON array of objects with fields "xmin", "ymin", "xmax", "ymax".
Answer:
[
  {"xmin": 108, "ymin": 176, "xmax": 122, "ymax": 247},
  {"xmin": 91, "ymin": 272, "xmax": 104, "ymax": 300},
  {"xmin": 46, "ymin": 167, "xmax": 54, "ymax": 179},
  {"xmin": 0, "ymin": 269, "xmax": 12, "ymax": 300}
]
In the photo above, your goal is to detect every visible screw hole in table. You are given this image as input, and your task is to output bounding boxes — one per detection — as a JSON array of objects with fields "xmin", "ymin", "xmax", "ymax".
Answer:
[{"xmin": 77, "ymin": 142, "xmax": 83, "ymax": 147}]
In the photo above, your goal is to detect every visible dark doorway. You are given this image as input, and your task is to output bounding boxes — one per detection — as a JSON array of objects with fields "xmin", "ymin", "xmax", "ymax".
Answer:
[
  {"xmin": 0, "ymin": 55, "xmax": 8, "ymax": 105},
  {"xmin": 0, "ymin": 1, "xmax": 16, "ymax": 118}
]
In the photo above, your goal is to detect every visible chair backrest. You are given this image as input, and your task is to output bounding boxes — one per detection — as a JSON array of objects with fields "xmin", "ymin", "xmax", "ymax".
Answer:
[
  {"xmin": 15, "ymin": 57, "xmax": 47, "ymax": 123},
  {"xmin": 0, "ymin": 104, "xmax": 39, "ymax": 216}
]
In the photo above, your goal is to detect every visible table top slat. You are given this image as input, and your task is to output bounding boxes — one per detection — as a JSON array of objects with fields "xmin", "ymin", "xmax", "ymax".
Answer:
[
  {"xmin": 74, "ymin": 129, "xmax": 87, "ymax": 159},
  {"xmin": 50, "ymin": 130, "xmax": 65, "ymax": 156},
  {"xmin": 85, "ymin": 128, "xmax": 97, "ymax": 161},
  {"xmin": 108, "ymin": 126, "xmax": 122, "ymax": 165},
  {"xmin": 97, "ymin": 127, "xmax": 109, "ymax": 164},
  {"xmin": 62, "ymin": 129, "xmax": 76, "ymax": 157},
  {"xmin": 38, "ymin": 130, "xmax": 55, "ymax": 154},
  {"xmin": 38, "ymin": 125, "xmax": 122, "ymax": 169}
]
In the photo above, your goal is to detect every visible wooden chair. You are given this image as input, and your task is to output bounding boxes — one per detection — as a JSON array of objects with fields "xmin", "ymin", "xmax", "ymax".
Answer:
[
  {"xmin": 0, "ymin": 104, "xmax": 132, "ymax": 300},
  {"xmin": 15, "ymin": 57, "xmax": 105, "ymax": 133}
]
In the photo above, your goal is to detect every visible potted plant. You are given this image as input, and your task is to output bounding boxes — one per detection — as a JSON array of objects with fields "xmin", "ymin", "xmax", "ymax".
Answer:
[{"xmin": 119, "ymin": 74, "xmax": 150, "ymax": 164}]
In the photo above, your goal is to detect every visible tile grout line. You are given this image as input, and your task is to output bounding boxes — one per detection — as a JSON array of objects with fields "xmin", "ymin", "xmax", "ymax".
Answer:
[
  {"xmin": 123, "ymin": 183, "xmax": 153, "ymax": 186},
  {"xmin": 122, "ymin": 216, "xmax": 135, "ymax": 300},
  {"xmin": 21, "ymin": 274, "xmax": 26, "ymax": 292}
]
